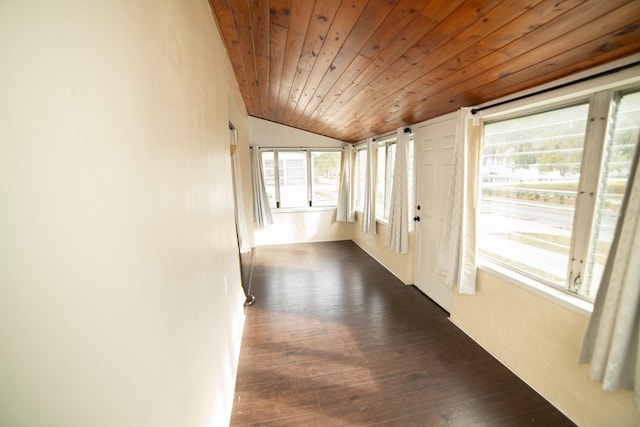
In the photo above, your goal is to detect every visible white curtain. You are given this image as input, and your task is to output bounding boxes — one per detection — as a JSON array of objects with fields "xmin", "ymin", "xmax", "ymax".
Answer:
[
  {"xmin": 435, "ymin": 107, "xmax": 481, "ymax": 294},
  {"xmin": 230, "ymin": 129, "xmax": 251, "ymax": 253},
  {"xmin": 250, "ymin": 146, "xmax": 273, "ymax": 227},
  {"xmin": 361, "ymin": 138, "xmax": 377, "ymax": 234},
  {"xmin": 579, "ymin": 138, "xmax": 640, "ymax": 406},
  {"xmin": 386, "ymin": 128, "xmax": 409, "ymax": 253},
  {"xmin": 336, "ymin": 145, "xmax": 355, "ymax": 222}
]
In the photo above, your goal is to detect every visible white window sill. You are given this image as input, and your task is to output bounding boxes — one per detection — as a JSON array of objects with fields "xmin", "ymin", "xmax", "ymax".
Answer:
[
  {"xmin": 272, "ymin": 206, "xmax": 336, "ymax": 213},
  {"xmin": 477, "ymin": 260, "xmax": 593, "ymax": 318}
]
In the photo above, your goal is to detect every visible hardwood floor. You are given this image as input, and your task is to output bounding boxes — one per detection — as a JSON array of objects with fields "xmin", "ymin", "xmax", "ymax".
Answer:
[{"xmin": 230, "ymin": 241, "xmax": 575, "ymax": 426}]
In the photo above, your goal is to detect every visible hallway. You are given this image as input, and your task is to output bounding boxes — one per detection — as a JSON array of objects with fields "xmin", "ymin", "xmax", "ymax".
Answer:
[{"xmin": 230, "ymin": 241, "xmax": 574, "ymax": 426}]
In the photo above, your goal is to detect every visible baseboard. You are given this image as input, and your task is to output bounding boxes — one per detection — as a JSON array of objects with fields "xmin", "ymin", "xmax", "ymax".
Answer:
[
  {"xmin": 351, "ymin": 239, "xmax": 411, "ymax": 285},
  {"xmin": 448, "ymin": 317, "xmax": 578, "ymax": 426}
]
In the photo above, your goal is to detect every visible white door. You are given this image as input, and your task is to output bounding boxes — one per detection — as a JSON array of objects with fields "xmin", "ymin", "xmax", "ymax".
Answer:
[{"xmin": 413, "ymin": 114, "xmax": 457, "ymax": 312}]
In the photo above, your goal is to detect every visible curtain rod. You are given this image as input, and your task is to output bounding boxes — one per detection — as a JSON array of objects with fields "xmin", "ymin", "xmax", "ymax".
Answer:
[
  {"xmin": 470, "ymin": 60, "xmax": 640, "ymax": 115},
  {"xmin": 372, "ymin": 127, "xmax": 412, "ymax": 142},
  {"xmin": 249, "ymin": 146, "xmax": 345, "ymax": 151}
]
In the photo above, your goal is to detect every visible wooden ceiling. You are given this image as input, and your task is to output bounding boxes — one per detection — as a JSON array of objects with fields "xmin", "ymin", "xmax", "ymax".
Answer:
[{"xmin": 210, "ymin": 0, "xmax": 640, "ymax": 143}]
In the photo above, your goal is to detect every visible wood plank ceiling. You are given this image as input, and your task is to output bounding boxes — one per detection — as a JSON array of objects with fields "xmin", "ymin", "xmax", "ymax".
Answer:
[{"xmin": 210, "ymin": 0, "xmax": 640, "ymax": 143}]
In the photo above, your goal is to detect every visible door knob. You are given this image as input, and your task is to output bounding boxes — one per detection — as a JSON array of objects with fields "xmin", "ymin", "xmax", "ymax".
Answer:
[{"xmin": 413, "ymin": 216, "xmax": 420, "ymax": 222}]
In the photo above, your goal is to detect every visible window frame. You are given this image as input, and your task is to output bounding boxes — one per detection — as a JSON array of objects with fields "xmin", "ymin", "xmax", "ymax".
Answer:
[
  {"xmin": 478, "ymin": 82, "xmax": 640, "ymax": 303},
  {"xmin": 261, "ymin": 148, "xmax": 342, "ymax": 210}
]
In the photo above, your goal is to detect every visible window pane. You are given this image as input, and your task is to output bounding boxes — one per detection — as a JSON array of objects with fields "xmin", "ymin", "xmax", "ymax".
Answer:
[
  {"xmin": 583, "ymin": 91, "xmax": 640, "ymax": 299},
  {"xmin": 479, "ymin": 104, "xmax": 589, "ymax": 286},
  {"xmin": 385, "ymin": 143, "xmax": 396, "ymax": 219},
  {"xmin": 311, "ymin": 151, "xmax": 341, "ymax": 207},
  {"xmin": 354, "ymin": 149, "xmax": 366, "ymax": 210},
  {"xmin": 261, "ymin": 151, "xmax": 277, "ymax": 208},
  {"xmin": 279, "ymin": 151, "xmax": 308, "ymax": 208},
  {"xmin": 376, "ymin": 145, "xmax": 387, "ymax": 218}
]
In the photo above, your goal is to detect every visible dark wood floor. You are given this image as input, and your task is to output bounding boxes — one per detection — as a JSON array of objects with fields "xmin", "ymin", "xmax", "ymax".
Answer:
[{"xmin": 230, "ymin": 241, "xmax": 575, "ymax": 426}]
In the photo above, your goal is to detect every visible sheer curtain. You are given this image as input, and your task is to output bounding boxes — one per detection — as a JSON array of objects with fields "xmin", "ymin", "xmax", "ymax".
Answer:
[
  {"xmin": 336, "ymin": 145, "xmax": 355, "ymax": 222},
  {"xmin": 435, "ymin": 107, "xmax": 481, "ymax": 294},
  {"xmin": 579, "ymin": 136, "xmax": 640, "ymax": 406},
  {"xmin": 250, "ymin": 146, "xmax": 273, "ymax": 227},
  {"xmin": 230, "ymin": 128, "xmax": 251, "ymax": 253},
  {"xmin": 361, "ymin": 138, "xmax": 377, "ymax": 234},
  {"xmin": 386, "ymin": 128, "xmax": 409, "ymax": 253}
]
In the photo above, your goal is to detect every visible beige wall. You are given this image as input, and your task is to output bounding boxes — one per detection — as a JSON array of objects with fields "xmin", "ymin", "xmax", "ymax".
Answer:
[
  {"xmin": 450, "ymin": 270, "xmax": 637, "ymax": 426},
  {"xmin": 0, "ymin": 1, "xmax": 247, "ymax": 426},
  {"xmin": 352, "ymin": 214, "xmax": 414, "ymax": 284},
  {"xmin": 255, "ymin": 210, "xmax": 352, "ymax": 246},
  {"xmin": 249, "ymin": 117, "xmax": 345, "ymax": 148}
]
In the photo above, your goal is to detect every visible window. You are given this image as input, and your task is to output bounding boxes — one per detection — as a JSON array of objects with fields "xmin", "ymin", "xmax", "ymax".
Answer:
[
  {"xmin": 376, "ymin": 143, "xmax": 388, "ymax": 219},
  {"xmin": 353, "ymin": 135, "xmax": 415, "ymax": 223},
  {"xmin": 262, "ymin": 151, "xmax": 277, "ymax": 208},
  {"xmin": 261, "ymin": 149, "xmax": 341, "ymax": 209},
  {"xmin": 583, "ymin": 91, "xmax": 640, "ymax": 296},
  {"xmin": 311, "ymin": 151, "xmax": 341, "ymax": 207},
  {"xmin": 479, "ymin": 88, "xmax": 640, "ymax": 301},
  {"xmin": 384, "ymin": 142, "xmax": 396, "ymax": 219},
  {"xmin": 480, "ymin": 104, "xmax": 589, "ymax": 286},
  {"xmin": 278, "ymin": 151, "xmax": 307, "ymax": 208},
  {"xmin": 354, "ymin": 148, "xmax": 367, "ymax": 210}
]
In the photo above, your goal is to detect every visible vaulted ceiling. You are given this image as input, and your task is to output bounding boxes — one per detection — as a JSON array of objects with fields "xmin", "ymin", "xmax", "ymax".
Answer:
[{"xmin": 209, "ymin": 0, "xmax": 640, "ymax": 143}]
